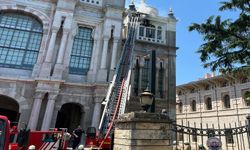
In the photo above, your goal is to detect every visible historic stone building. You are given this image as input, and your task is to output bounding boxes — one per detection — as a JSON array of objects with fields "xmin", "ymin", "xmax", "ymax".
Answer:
[
  {"xmin": 176, "ymin": 73, "xmax": 250, "ymax": 149},
  {"xmin": 0, "ymin": 0, "xmax": 177, "ymax": 132}
]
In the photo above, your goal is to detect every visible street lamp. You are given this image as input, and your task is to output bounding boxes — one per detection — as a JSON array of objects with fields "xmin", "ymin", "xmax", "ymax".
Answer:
[{"xmin": 140, "ymin": 88, "xmax": 155, "ymax": 112}]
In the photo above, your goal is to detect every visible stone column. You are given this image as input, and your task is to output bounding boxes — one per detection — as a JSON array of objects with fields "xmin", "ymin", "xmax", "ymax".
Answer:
[
  {"xmin": 52, "ymin": 29, "xmax": 69, "ymax": 79},
  {"xmin": 56, "ymin": 29, "xmax": 69, "ymax": 64},
  {"xmin": 100, "ymin": 37, "xmax": 109, "ymax": 69},
  {"xmin": 28, "ymin": 92, "xmax": 45, "ymax": 130},
  {"xmin": 110, "ymin": 38, "xmax": 119, "ymax": 70},
  {"xmin": 114, "ymin": 112, "xmax": 173, "ymax": 150},
  {"xmin": 41, "ymin": 93, "xmax": 58, "ymax": 130},
  {"xmin": 45, "ymin": 28, "xmax": 59, "ymax": 63},
  {"xmin": 39, "ymin": 28, "xmax": 59, "ymax": 77},
  {"xmin": 91, "ymin": 99, "xmax": 102, "ymax": 129}
]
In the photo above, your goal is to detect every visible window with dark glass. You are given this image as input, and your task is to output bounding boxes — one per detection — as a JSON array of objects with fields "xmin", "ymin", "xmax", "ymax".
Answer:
[
  {"xmin": 145, "ymin": 26, "xmax": 155, "ymax": 38},
  {"xmin": 225, "ymin": 129, "xmax": 234, "ymax": 144},
  {"xmin": 241, "ymin": 77, "xmax": 249, "ymax": 83},
  {"xmin": 158, "ymin": 62, "xmax": 164, "ymax": 98},
  {"xmin": 223, "ymin": 95, "xmax": 231, "ymax": 108},
  {"xmin": 191, "ymin": 100, "xmax": 196, "ymax": 111},
  {"xmin": 141, "ymin": 59, "xmax": 150, "ymax": 90},
  {"xmin": 69, "ymin": 27, "xmax": 93, "ymax": 75},
  {"xmin": 205, "ymin": 85, "xmax": 210, "ymax": 90},
  {"xmin": 0, "ymin": 12, "xmax": 43, "ymax": 69},
  {"xmin": 178, "ymin": 131, "xmax": 184, "ymax": 141},
  {"xmin": 192, "ymin": 129, "xmax": 197, "ymax": 142},
  {"xmin": 206, "ymin": 97, "xmax": 212, "ymax": 110},
  {"xmin": 157, "ymin": 26, "xmax": 162, "ymax": 40},
  {"xmin": 133, "ymin": 59, "xmax": 140, "ymax": 96},
  {"xmin": 190, "ymin": 88, "xmax": 195, "ymax": 93},
  {"xmin": 178, "ymin": 102, "xmax": 183, "ymax": 113},
  {"xmin": 139, "ymin": 26, "xmax": 144, "ymax": 37}
]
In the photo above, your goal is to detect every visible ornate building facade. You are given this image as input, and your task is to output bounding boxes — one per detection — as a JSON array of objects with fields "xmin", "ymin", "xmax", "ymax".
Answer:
[
  {"xmin": 176, "ymin": 73, "xmax": 250, "ymax": 149},
  {"xmin": 0, "ymin": 0, "xmax": 177, "ymax": 132}
]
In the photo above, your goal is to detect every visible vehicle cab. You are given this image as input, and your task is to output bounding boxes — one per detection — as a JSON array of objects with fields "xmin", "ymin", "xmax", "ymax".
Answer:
[{"xmin": 0, "ymin": 115, "xmax": 10, "ymax": 150}]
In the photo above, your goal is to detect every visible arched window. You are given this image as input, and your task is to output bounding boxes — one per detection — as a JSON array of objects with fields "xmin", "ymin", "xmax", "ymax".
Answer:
[
  {"xmin": 223, "ymin": 95, "xmax": 231, "ymax": 108},
  {"xmin": 146, "ymin": 25, "xmax": 155, "ymax": 38},
  {"xmin": 0, "ymin": 12, "xmax": 43, "ymax": 69},
  {"xmin": 69, "ymin": 27, "xmax": 93, "ymax": 75},
  {"xmin": 244, "ymin": 91, "xmax": 250, "ymax": 106},
  {"xmin": 157, "ymin": 26, "xmax": 162, "ymax": 40},
  {"xmin": 191, "ymin": 100, "xmax": 196, "ymax": 111},
  {"xmin": 205, "ymin": 97, "xmax": 212, "ymax": 110},
  {"xmin": 139, "ymin": 26, "xmax": 144, "ymax": 37}
]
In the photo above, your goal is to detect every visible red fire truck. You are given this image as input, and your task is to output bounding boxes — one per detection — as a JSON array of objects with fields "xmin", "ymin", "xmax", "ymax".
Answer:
[{"xmin": 0, "ymin": 115, "xmax": 70, "ymax": 150}]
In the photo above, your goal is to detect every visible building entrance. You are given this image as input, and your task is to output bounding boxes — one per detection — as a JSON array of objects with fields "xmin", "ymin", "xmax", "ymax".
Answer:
[
  {"xmin": 0, "ymin": 95, "xmax": 19, "ymax": 123},
  {"xmin": 55, "ymin": 103, "xmax": 82, "ymax": 132}
]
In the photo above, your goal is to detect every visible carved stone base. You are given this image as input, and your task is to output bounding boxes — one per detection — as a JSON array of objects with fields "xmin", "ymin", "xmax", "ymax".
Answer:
[{"xmin": 114, "ymin": 112, "xmax": 174, "ymax": 150}]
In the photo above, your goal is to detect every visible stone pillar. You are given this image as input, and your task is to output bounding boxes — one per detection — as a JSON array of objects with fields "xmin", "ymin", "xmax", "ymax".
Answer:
[
  {"xmin": 45, "ymin": 28, "xmax": 59, "ymax": 63},
  {"xmin": 91, "ymin": 100, "xmax": 102, "ymax": 129},
  {"xmin": 52, "ymin": 29, "xmax": 69, "ymax": 79},
  {"xmin": 114, "ymin": 112, "xmax": 173, "ymax": 150},
  {"xmin": 110, "ymin": 38, "xmax": 119, "ymax": 70},
  {"xmin": 39, "ymin": 28, "xmax": 59, "ymax": 77},
  {"xmin": 100, "ymin": 37, "xmax": 109, "ymax": 69},
  {"xmin": 28, "ymin": 92, "xmax": 45, "ymax": 130},
  {"xmin": 41, "ymin": 93, "xmax": 58, "ymax": 130},
  {"xmin": 56, "ymin": 29, "xmax": 69, "ymax": 64}
]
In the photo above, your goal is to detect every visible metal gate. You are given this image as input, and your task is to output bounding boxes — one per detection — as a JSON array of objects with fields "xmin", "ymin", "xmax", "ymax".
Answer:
[{"xmin": 172, "ymin": 116, "xmax": 250, "ymax": 150}]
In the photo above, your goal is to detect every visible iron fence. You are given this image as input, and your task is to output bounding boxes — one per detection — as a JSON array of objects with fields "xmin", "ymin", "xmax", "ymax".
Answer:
[{"xmin": 172, "ymin": 117, "xmax": 250, "ymax": 150}]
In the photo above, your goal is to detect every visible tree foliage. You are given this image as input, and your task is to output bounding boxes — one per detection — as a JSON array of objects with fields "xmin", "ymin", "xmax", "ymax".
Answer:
[{"xmin": 189, "ymin": 0, "xmax": 250, "ymax": 73}]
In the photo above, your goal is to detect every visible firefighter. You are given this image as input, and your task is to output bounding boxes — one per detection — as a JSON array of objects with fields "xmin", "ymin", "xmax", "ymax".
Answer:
[{"xmin": 72, "ymin": 125, "xmax": 84, "ymax": 150}]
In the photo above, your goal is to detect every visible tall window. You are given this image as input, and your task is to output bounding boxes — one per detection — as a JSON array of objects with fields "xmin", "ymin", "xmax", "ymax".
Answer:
[
  {"xmin": 133, "ymin": 59, "xmax": 140, "ymax": 96},
  {"xmin": 0, "ymin": 12, "xmax": 43, "ymax": 69},
  {"xmin": 158, "ymin": 62, "xmax": 164, "ymax": 98},
  {"xmin": 145, "ymin": 26, "xmax": 155, "ymax": 38},
  {"xmin": 223, "ymin": 95, "xmax": 231, "ymax": 109},
  {"xmin": 191, "ymin": 100, "xmax": 196, "ymax": 111},
  {"xmin": 192, "ymin": 129, "xmax": 197, "ymax": 142},
  {"xmin": 205, "ymin": 97, "xmax": 212, "ymax": 110},
  {"xmin": 141, "ymin": 59, "xmax": 150, "ymax": 90},
  {"xmin": 157, "ymin": 26, "xmax": 162, "ymax": 40},
  {"xmin": 178, "ymin": 102, "xmax": 183, "ymax": 113},
  {"xmin": 139, "ymin": 26, "xmax": 144, "ymax": 37},
  {"xmin": 69, "ymin": 27, "xmax": 93, "ymax": 75},
  {"xmin": 225, "ymin": 129, "xmax": 234, "ymax": 144}
]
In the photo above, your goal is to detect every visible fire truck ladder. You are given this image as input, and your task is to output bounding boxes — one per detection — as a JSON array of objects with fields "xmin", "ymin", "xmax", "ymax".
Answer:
[{"xmin": 98, "ymin": 14, "xmax": 140, "ymax": 147}]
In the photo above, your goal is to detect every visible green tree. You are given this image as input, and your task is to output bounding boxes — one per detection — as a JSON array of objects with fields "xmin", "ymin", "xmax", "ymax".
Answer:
[{"xmin": 189, "ymin": 0, "xmax": 250, "ymax": 73}]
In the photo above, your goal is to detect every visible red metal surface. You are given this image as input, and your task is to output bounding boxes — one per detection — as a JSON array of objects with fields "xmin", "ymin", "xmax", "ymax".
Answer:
[
  {"xmin": 26, "ymin": 131, "xmax": 65, "ymax": 149},
  {"xmin": 0, "ymin": 115, "xmax": 10, "ymax": 150},
  {"xmin": 85, "ymin": 136, "xmax": 98, "ymax": 147}
]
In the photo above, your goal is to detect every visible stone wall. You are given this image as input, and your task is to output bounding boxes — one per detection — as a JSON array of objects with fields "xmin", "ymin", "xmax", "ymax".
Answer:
[{"xmin": 114, "ymin": 112, "xmax": 173, "ymax": 150}]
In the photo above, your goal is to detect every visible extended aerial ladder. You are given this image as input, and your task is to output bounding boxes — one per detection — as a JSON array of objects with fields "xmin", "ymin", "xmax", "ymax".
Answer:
[{"xmin": 95, "ymin": 11, "xmax": 141, "ymax": 149}]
